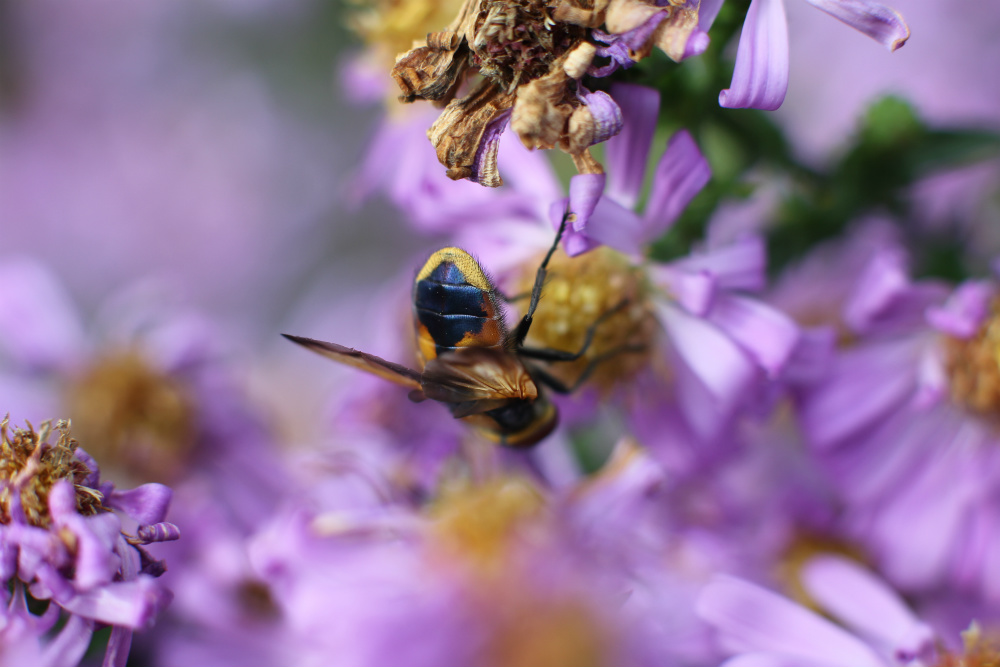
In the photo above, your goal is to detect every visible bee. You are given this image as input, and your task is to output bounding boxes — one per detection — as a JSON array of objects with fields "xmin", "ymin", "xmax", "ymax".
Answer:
[{"xmin": 283, "ymin": 216, "xmax": 638, "ymax": 448}]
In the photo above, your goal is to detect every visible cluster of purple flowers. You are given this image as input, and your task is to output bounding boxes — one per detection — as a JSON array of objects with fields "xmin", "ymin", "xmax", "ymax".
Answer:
[{"xmin": 2, "ymin": 0, "xmax": 1000, "ymax": 666}]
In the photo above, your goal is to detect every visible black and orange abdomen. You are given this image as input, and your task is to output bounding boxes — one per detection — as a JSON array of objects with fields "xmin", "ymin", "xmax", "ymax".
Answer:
[{"xmin": 413, "ymin": 248, "xmax": 506, "ymax": 364}]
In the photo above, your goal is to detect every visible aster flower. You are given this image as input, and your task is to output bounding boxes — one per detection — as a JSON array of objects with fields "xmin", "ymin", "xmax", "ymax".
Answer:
[
  {"xmin": 697, "ymin": 555, "xmax": 946, "ymax": 667},
  {"xmin": 453, "ymin": 83, "xmax": 799, "ymax": 452},
  {"xmin": 0, "ymin": 417, "xmax": 176, "ymax": 667},
  {"xmin": 240, "ymin": 439, "xmax": 751, "ymax": 667},
  {"xmin": 715, "ymin": 0, "xmax": 910, "ymax": 110},
  {"xmin": 784, "ymin": 240, "xmax": 1000, "ymax": 605}
]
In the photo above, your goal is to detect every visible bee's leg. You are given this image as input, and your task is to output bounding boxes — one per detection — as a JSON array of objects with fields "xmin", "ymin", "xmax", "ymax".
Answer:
[
  {"xmin": 528, "ymin": 344, "xmax": 647, "ymax": 395},
  {"xmin": 510, "ymin": 209, "xmax": 571, "ymax": 346},
  {"xmin": 517, "ymin": 299, "xmax": 630, "ymax": 362}
]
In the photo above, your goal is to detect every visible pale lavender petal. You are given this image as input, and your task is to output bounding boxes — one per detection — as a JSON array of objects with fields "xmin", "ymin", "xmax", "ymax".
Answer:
[
  {"xmin": 107, "ymin": 484, "xmax": 173, "ymax": 526},
  {"xmin": 642, "ymin": 130, "xmax": 711, "ymax": 239},
  {"xmin": 569, "ymin": 173, "xmax": 607, "ymax": 231},
  {"xmin": 605, "ymin": 83, "xmax": 660, "ymax": 209},
  {"xmin": 551, "ymin": 199, "xmax": 600, "ymax": 257},
  {"xmin": 61, "ymin": 577, "xmax": 171, "ymax": 628},
  {"xmin": 782, "ymin": 327, "xmax": 837, "ymax": 385},
  {"xmin": 658, "ymin": 302, "xmax": 757, "ymax": 438},
  {"xmin": 469, "ymin": 109, "xmax": 513, "ymax": 187},
  {"xmin": 843, "ymin": 251, "xmax": 949, "ymax": 335},
  {"xmin": 721, "ymin": 655, "xmax": 826, "ymax": 667},
  {"xmin": 670, "ymin": 236, "xmax": 767, "ymax": 292},
  {"xmin": 925, "ymin": 280, "xmax": 993, "ymax": 339},
  {"xmin": 585, "ymin": 197, "xmax": 647, "ymax": 256},
  {"xmin": 803, "ymin": 0, "xmax": 910, "ymax": 51},
  {"xmin": 40, "ymin": 614, "xmax": 93, "ymax": 667},
  {"xmin": 700, "ymin": 0, "xmax": 725, "ymax": 31},
  {"xmin": 72, "ymin": 448, "xmax": 101, "ymax": 489},
  {"xmin": 649, "ymin": 265, "xmax": 716, "ymax": 316},
  {"xmin": 719, "ymin": 0, "xmax": 789, "ymax": 110},
  {"xmin": 697, "ymin": 575, "xmax": 886, "ymax": 667},
  {"xmin": 103, "ymin": 626, "xmax": 133, "ymax": 667},
  {"xmin": 707, "ymin": 294, "xmax": 799, "ymax": 377},
  {"xmin": 684, "ymin": 29, "xmax": 710, "ymax": 58},
  {"xmin": 0, "ymin": 259, "xmax": 86, "ymax": 371},
  {"xmin": 801, "ymin": 556, "xmax": 935, "ymax": 663},
  {"xmin": 799, "ymin": 338, "xmax": 921, "ymax": 450},
  {"xmin": 580, "ymin": 91, "xmax": 624, "ymax": 146}
]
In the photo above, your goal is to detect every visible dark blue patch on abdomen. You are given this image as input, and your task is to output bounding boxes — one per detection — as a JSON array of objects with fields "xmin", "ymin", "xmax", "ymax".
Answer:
[
  {"xmin": 414, "ymin": 280, "xmax": 489, "ymax": 317},
  {"xmin": 415, "ymin": 310, "xmax": 485, "ymax": 348}
]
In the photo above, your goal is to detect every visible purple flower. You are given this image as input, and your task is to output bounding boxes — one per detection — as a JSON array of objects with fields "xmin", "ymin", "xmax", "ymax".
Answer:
[
  {"xmin": 785, "ymin": 241, "xmax": 1000, "ymax": 605},
  {"xmin": 717, "ymin": 0, "xmax": 910, "ymax": 109},
  {"xmin": 239, "ymin": 440, "xmax": 744, "ymax": 667},
  {"xmin": 0, "ymin": 417, "xmax": 175, "ymax": 667},
  {"xmin": 697, "ymin": 555, "xmax": 939, "ymax": 667}
]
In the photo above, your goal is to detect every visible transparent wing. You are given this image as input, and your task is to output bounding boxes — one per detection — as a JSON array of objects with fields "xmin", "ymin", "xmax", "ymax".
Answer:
[{"xmin": 281, "ymin": 334, "xmax": 423, "ymax": 391}]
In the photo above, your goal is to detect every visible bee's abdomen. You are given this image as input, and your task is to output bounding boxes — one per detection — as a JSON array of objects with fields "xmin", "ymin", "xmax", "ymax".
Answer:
[{"xmin": 413, "ymin": 253, "xmax": 505, "ymax": 360}]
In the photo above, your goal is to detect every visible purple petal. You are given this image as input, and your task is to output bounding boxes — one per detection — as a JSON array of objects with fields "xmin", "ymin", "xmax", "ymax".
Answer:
[
  {"xmin": 0, "ymin": 259, "xmax": 86, "ymax": 371},
  {"xmin": 843, "ymin": 250, "xmax": 949, "ymax": 335},
  {"xmin": 584, "ymin": 197, "xmax": 647, "ymax": 256},
  {"xmin": 706, "ymin": 294, "xmax": 799, "ymax": 377},
  {"xmin": 642, "ymin": 130, "xmax": 711, "ymax": 239},
  {"xmin": 798, "ymin": 338, "xmax": 921, "ymax": 450},
  {"xmin": 107, "ymin": 484, "xmax": 172, "ymax": 526},
  {"xmin": 568, "ymin": 173, "xmax": 607, "ymax": 231},
  {"xmin": 781, "ymin": 326, "xmax": 837, "ymax": 385},
  {"xmin": 103, "ymin": 625, "xmax": 133, "ymax": 667},
  {"xmin": 684, "ymin": 29, "xmax": 711, "ymax": 58},
  {"xmin": 605, "ymin": 83, "xmax": 660, "ymax": 209},
  {"xmin": 591, "ymin": 13, "xmax": 668, "ymax": 76},
  {"xmin": 658, "ymin": 301, "xmax": 757, "ymax": 439},
  {"xmin": 137, "ymin": 522, "xmax": 181, "ymax": 544},
  {"xmin": 61, "ymin": 576, "xmax": 171, "ymax": 628},
  {"xmin": 579, "ymin": 91, "xmax": 624, "ymax": 146},
  {"xmin": 43, "ymin": 614, "xmax": 93, "ymax": 667},
  {"xmin": 925, "ymin": 280, "xmax": 993, "ymax": 339},
  {"xmin": 719, "ymin": 0, "xmax": 789, "ymax": 110},
  {"xmin": 651, "ymin": 265, "xmax": 717, "ymax": 316},
  {"xmin": 699, "ymin": 0, "xmax": 725, "ymax": 31},
  {"xmin": 469, "ymin": 109, "xmax": 513, "ymax": 187},
  {"xmin": 804, "ymin": 0, "xmax": 910, "ymax": 51},
  {"xmin": 670, "ymin": 235, "xmax": 767, "ymax": 292},
  {"xmin": 551, "ymin": 199, "xmax": 600, "ymax": 257},
  {"xmin": 801, "ymin": 556, "xmax": 935, "ymax": 663},
  {"xmin": 696, "ymin": 575, "xmax": 886, "ymax": 667}
]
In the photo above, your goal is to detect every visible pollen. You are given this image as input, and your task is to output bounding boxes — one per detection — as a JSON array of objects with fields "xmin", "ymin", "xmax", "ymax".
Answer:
[
  {"xmin": 0, "ymin": 417, "xmax": 104, "ymax": 528},
  {"xmin": 936, "ymin": 623, "xmax": 1000, "ymax": 667},
  {"xmin": 516, "ymin": 247, "xmax": 657, "ymax": 391},
  {"xmin": 944, "ymin": 302, "xmax": 1000, "ymax": 417},
  {"xmin": 65, "ymin": 351, "xmax": 196, "ymax": 485},
  {"xmin": 428, "ymin": 476, "xmax": 546, "ymax": 569}
]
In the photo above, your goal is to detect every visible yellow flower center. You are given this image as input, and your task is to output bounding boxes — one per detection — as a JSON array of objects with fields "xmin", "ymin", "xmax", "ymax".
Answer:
[
  {"xmin": 428, "ymin": 476, "xmax": 545, "ymax": 569},
  {"xmin": 937, "ymin": 623, "xmax": 1000, "ymax": 667},
  {"xmin": 0, "ymin": 418, "xmax": 104, "ymax": 528},
  {"xmin": 64, "ymin": 351, "xmax": 196, "ymax": 485},
  {"xmin": 483, "ymin": 595, "xmax": 609, "ymax": 667},
  {"xmin": 944, "ymin": 304, "xmax": 1000, "ymax": 417},
  {"xmin": 348, "ymin": 0, "xmax": 466, "ymax": 67},
  {"xmin": 515, "ymin": 247, "xmax": 657, "ymax": 392}
]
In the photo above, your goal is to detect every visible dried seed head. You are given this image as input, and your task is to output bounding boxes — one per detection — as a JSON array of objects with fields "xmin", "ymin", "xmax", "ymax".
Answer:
[
  {"xmin": 65, "ymin": 351, "xmax": 196, "ymax": 485},
  {"xmin": 0, "ymin": 417, "xmax": 104, "ymax": 528}
]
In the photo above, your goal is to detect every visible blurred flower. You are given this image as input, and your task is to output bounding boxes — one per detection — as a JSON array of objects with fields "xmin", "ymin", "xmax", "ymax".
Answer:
[
  {"xmin": 0, "ymin": 417, "xmax": 176, "ymax": 666},
  {"xmin": 240, "ymin": 439, "xmax": 741, "ymax": 667},
  {"xmin": 698, "ymin": 554, "xmax": 942, "ymax": 667},
  {"xmin": 715, "ymin": 0, "xmax": 909, "ymax": 110}
]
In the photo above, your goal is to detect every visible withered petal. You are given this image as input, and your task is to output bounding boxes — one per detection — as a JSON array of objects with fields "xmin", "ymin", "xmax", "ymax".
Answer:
[
  {"xmin": 392, "ymin": 33, "xmax": 469, "ymax": 103},
  {"xmin": 428, "ymin": 80, "xmax": 516, "ymax": 187}
]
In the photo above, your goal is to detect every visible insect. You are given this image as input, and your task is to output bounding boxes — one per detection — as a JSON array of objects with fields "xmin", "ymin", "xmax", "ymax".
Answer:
[{"xmin": 283, "ymin": 216, "xmax": 638, "ymax": 448}]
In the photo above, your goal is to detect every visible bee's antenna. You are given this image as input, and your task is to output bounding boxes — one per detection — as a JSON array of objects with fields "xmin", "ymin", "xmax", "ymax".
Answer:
[{"xmin": 511, "ymin": 208, "xmax": 570, "ymax": 347}]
